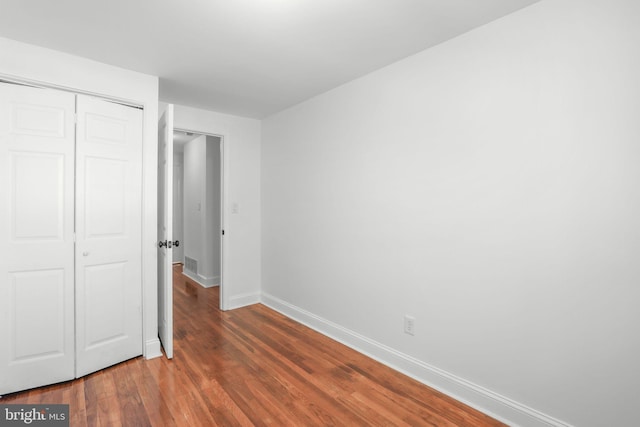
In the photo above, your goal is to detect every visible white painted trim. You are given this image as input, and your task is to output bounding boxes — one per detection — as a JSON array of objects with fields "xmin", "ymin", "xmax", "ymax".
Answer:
[
  {"xmin": 219, "ymin": 136, "xmax": 227, "ymax": 310},
  {"xmin": 0, "ymin": 74, "xmax": 143, "ymax": 109},
  {"xmin": 260, "ymin": 292, "xmax": 573, "ymax": 427},
  {"xmin": 227, "ymin": 292, "xmax": 261, "ymax": 310},
  {"xmin": 181, "ymin": 270, "xmax": 219, "ymax": 288},
  {"xmin": 195, "ymin": 274, "xmax": 218, "ymax": 288},
  {"xmin": 199, "ymin": 274, "xmax": 220, "ymax": 287},
  {"xmin": 145, "ymin": 338, "xmax": 162, "ymax": 360}
]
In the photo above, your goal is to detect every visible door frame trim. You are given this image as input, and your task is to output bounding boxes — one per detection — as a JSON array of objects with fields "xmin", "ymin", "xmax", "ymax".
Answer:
[
  {"xmin": 173, "ymin": 127, "xmax": 227, "ymax": 309},
  {"xmin": 0, "ymin": 76, "xmax": 143, "ymax": 109}
]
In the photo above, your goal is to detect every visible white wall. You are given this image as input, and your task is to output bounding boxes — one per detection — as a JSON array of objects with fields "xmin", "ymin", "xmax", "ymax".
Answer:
[
  {"xmin": 0, "ymin": 36, "xmax": 161, "ymax": 359},
  {"xmin": 183, "ymin": 135, "xmax": 207, "ymax": 279},
  {"xmin": 167, "ymin": 103, "xmax": 262, "ymax": 309},
  {"xmin": 172, "ymin": 153, "xmax": 184, "ymax": 263},
  {"xmin": 261, "ymin": 1, "xmax": 640, "ymax": 426}
]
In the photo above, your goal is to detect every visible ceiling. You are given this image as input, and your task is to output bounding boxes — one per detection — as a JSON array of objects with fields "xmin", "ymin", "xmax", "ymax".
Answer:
[{"xmin": 0, "ymin": 0, "xmax": 540, "ymax": 118}]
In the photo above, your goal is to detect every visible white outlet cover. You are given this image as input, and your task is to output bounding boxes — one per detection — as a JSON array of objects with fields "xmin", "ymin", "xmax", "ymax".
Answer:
[{"xmin": 404, "ymin": 315, "xmax": 415, "ymax": 336}]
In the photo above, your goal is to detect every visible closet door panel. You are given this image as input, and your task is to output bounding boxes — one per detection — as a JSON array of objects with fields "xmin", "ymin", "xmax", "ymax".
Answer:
[
  {"xmin": 12, "ymin": 153, "xmax": 65, "ymax": 239},
  {"xmin": 75, "ymin": 95, "xmax": 143, "ymax": 377},
  {"xmin": 0, "ymin": 83, "xmax": 75, "ymax": 395},
  {"xmin": 9, "ymin": 270, "xmax": 66, "ymax": 359},
  {"xmin": 82, "ymin": 262, "xmax": 127, "ymax": 347},
  {"xmin": 84, "ymin": 157, "xmax": 127, "ymax": 237}
]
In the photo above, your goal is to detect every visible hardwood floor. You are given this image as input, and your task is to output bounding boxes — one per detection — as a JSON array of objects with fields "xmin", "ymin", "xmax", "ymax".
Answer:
[{"xmin": 2, "ymin": 265, "xmax": 506, "ymax": 426}]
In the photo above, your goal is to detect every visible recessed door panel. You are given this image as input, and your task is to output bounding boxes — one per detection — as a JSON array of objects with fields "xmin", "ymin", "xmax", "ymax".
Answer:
[
  {"xmin": 85, "ymin": 113, "xmax": 127, "ymax": 145},
  {"xmin": 11, "ymin": 103, "xmax": 66, "ymax": 138},
  {"xmin": 11, "ymin": 152, "xmax": 65, "ymax": 240},
  {"xmin": 0, "ymin": 82, "xmax": 75, "ymax": 395},
  {"xmin": 83, "ymin": 262, "xmax": 127, "ymax": 349},
  {"xmin": 84, "ymin": 157, "xmax": 126, "ymax": 238},
  {"xmin": 10, "ymin": 270, "xmax": 66, "ymax": 361}
]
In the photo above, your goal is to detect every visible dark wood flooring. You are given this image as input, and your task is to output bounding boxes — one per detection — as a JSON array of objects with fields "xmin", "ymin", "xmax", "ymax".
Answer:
[{"xmin": 1, "ymin": 264, "xmax": 505, "ymax": 426}]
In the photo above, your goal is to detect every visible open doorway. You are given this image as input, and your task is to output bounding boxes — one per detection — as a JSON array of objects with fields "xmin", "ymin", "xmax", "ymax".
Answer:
[
  {"xmin": 172, "ymin": 130, "xmax": 223, "ymax": 289},
  {"xmin": 157, "ymin": 104, "xmax": 227, "ymax": 359}
]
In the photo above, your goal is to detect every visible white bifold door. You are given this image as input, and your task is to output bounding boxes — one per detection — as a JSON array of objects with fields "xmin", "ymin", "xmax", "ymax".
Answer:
[{"xmin": 0, "ymin": 82, "xmax": 143, "ymax": 394}]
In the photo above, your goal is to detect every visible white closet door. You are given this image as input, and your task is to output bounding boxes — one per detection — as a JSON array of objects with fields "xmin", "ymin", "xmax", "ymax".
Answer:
[
  {"xmin": 75, "ymin": 95, "xmax": 143, "ymax": 377},
  {"xmin": 0, "ymin": 83, "xmax": 76, "ymax": 394}
]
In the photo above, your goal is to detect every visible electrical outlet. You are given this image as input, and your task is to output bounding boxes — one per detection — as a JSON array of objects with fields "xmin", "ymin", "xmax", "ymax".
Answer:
[{"xmin": 404, "ymin": 315, "xmax": 415, "ymax": 336}]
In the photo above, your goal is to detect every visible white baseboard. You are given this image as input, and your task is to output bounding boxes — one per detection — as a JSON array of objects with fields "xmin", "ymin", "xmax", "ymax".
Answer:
[
  {"xmin": 198, "ymin": 273, "xmax": 220, "ymax": 288},
  {"xmin": 144, "ymin": 338, "xmax": 162, "ymax": 360},
  {"xmin": 225, "ymin": 291, "xmax": 261, "ymax": 310},
  {"xmin": 260, "ymin": 292, "xmax": 572, "ymax": 427},
  {"xmin": 182, "ymin": 270, "xmax": 219, "ymax": 288}
]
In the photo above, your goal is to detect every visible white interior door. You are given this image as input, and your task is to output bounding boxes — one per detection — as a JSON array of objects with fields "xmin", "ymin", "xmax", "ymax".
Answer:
[
  {"xmin": 74, "ymin": 95, "xmax": 143, "ymax": 377},
  {"xmin": 0, "ymin": 83, "xmax": 76, "ymax": 394},
  {"xmin": 157, "ymin": 105, "xmax": 174, "ymax": 359}
]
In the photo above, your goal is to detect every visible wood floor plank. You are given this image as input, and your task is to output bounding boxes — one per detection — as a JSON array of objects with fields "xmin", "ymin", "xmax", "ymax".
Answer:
[{"xmin": 0, "ymin": 264, "xmax": 506, "ymax": 426}]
